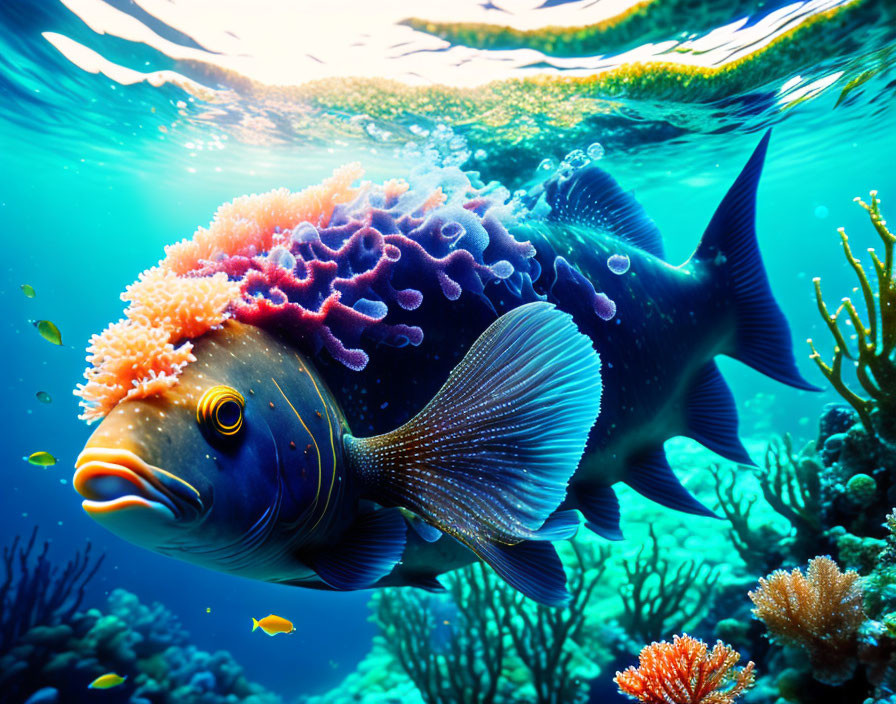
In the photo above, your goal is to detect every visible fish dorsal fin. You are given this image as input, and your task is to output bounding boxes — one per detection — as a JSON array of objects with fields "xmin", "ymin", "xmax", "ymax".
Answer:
[
  {"xmin": 625, "ymin": 447, "xmax": 718, "ymax": 518},
  {"xmin": 683, "ymin": 362, "xmax": 754, "ymax": 466},
  {"xmin": 575, "ymin": 483, "xmax": 624, "ymax": 541},
  {"xmin": 544, "ymin": 166, "xmax": 665, "ymax": 259},
  {"xmin": 474, "ymin": 539, "xmax": 570, "ymax": 606},
  {"xmin": 308, "ymin": 508, "xmax": 406, "ymax": 591}
]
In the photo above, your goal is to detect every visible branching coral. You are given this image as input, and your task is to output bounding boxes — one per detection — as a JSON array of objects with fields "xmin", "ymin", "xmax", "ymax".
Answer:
[
  {"xmin": 374, "ymin": 539, "xmax": 607, "ymax": 704},
  {"xmin": 0, "ymin": 528, "xmax": 103, "ymax": 656},
  {"xmin": 809, "ymin": 191, "xmax": 896, "ymax": 437},
  {"xmin": 749, "ymin": 555, "xmax": 865, "ymax": 685},
  {"xmin": 713, "ymin": 434, "xmax": 825, "ymax": 571},
  {"xmin": 614, "ymin": 634, "xmax": 755, "ymax": 704},
  {"xmin": 619, "ymin": 525, "xmax": 720, "ymax": 644}
]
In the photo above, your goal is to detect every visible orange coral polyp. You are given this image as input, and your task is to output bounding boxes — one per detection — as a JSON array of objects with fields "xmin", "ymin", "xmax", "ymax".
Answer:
[
  {"xmin": 75, "ymin": 163, "xmax": 367, "ymax": 422},
  {"xmin": 161, "ymin": 163, "xmax": 362, "ymax": 275},
  {"xmin": 615, "ymin": 634, "xmax": 754, "ymax": 704}
]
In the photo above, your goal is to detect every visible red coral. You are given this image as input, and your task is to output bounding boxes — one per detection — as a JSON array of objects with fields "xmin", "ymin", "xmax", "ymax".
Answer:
[
  {"xmin": 749, "ymin": 555, "xmax": 865, "ymax": 685},
  {"xmin": 615, "ymin": 634, "xmax": 754, "ymax": 704}
]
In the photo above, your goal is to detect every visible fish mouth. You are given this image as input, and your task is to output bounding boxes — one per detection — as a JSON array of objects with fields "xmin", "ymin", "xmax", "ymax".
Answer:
[{"xmin": 74, "ymin": 448, "xmax": 203, "ymax": 521}]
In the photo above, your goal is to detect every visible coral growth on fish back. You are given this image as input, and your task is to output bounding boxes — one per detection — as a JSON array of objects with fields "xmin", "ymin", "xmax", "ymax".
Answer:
[{"xmin": 74, "ymin": 164, "xmax": 536, "ymax": 422}]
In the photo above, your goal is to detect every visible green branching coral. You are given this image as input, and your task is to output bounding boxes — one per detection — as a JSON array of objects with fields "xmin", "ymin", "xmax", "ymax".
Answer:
[
  {"xmin": 809, "ymin": 191, "xmax": 896, "ymax": 437},
  {"xmin": 713, "ymin": 435, "xmax": 824, "ymax": 570},
  {"xmin": 373, "ymin": 540, "xmax": 608, "ymax": 704},
  {"xmin": 619, "ymin": 525, "xmax": 719, "ymax": 644}
]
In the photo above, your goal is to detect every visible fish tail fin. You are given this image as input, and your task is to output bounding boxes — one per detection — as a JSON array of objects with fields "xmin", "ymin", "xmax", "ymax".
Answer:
[
  {"xmin": 252, "ymin": 618, "xmax": 259, "ymax": 632},
  {"xmin": 691, "ymin": 130, "xmax": 820, "ymax": 392},
  {"xmin": 346, "ymin": 301, "xmax": 601, "ymax": 603}
]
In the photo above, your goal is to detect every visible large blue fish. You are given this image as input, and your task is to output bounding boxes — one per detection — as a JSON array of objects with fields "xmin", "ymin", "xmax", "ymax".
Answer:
[{"xmin": 73, "ymin": 132, "xmax": 815, "ymax": 605}]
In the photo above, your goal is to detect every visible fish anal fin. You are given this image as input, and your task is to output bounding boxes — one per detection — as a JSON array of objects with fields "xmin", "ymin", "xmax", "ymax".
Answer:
[
  {"xmin": 473, "ymin": 538, "xmax": 570, "ymax": 606},
  {"xmin": 574, "ymin": 483, "xmax": 623, "ymax": 540},
  {"xmin": 683, "ymin": 362, "xmax": 754, "ymax": 465},
  {"xmin": 308, "ymin": 508, "xmax": 406, "ymax": 591},
  {"xmin": 625, "ymin": 447, "xmax": 718, "ymax": 518},
  {"xmin": 406, "ymin": 575, "xmax": 446, "ymax": 593}
]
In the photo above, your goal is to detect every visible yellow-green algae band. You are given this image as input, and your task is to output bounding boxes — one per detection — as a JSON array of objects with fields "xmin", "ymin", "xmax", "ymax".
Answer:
[
  {"xmin": 401, "ymin": 0, "xmax": 753, "ymax": 58},
  {"xmin": 176, "ymin": 0, "xmax": 883, "ymax": 184}
]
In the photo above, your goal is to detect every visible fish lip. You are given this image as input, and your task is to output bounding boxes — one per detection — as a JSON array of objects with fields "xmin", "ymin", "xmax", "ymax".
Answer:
[{"xmin": 74, "ymin": 448, "xmax": 203, "ymax": 520}]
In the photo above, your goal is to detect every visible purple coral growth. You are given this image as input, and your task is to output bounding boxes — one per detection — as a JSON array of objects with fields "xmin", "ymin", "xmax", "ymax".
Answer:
[{"xmin": 201, "ymin": 168, "xmax": 536, "ymax": 370}]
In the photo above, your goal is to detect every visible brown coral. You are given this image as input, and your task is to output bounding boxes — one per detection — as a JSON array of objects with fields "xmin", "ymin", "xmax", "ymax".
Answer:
[
  {"xmin": 615, "ymin": 634, "xmax": 754, "ymax": 704},
  {"xmin": 748, "ymin": 556, "xmax": 865, "ymax": 685}
]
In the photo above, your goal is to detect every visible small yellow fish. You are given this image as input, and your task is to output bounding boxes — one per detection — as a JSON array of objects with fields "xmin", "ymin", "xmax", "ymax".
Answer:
[
  {"xmin": 33, "ymin": 320, "xmax": 63, "ymax": 346},
  {"xmin": 27, "ymin": 451, "xmax": 57, "ymax": 467},
  {"xmin": 88, "ymin": 673, "xmax": 126, "ymax": 689},
  {"xmin": 36, "ymin": 391, "xmax": 52, "ymax": 404},
  {"xmin": 251, "ymin": 614, "xmax": 295, "ymax": 636},
  {"xmin": 21, "ymin": 284, "xmax": 35, "ymax": 298},
  {"xmin": 206, "ymin": 607, "xmax": 211, "ymax": 613}
]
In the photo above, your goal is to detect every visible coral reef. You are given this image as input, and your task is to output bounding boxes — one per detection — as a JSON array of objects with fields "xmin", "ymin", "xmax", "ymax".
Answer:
[
  {"xmin": 371, "ymin": 540, "xmax": 609, "ymax": 704},
  {"xmin": 76, "ymin": 164, "xmax": 537, "ymax": 421},
  {"xmin": 0, "ymin": 528, "xmax": 103, "ymax": 657},
  {"xmin": 619, "ymin": 525, "xmax": 719, "ymax": 644},
  {"xmin": 0, "ymin": 529, "xmax": 279, "ymax": 704},
  {"xmin": 713, "ymin": 435, "xmax": 825, "ymax": 573},
  {"xmin": 749, "ymin": 556, "xmax": 864, "ymax": 685},
  {"xmin": 614, "ymin": 634, "xmax": 754, "ymax": 704},
  {"xmin": 1, "ymin": 587, "xmax": 280, "ymax": 704}
]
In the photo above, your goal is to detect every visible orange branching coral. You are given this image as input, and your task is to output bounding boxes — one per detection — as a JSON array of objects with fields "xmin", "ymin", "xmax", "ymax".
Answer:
[
  {"xmin": 75, "ymin": 322, "xmax": 196, "ymax": 422},
  {"xmin": 749, "ymin": 556, "xmax": 865, "ymax": 685},
  {"xmin": 74, "ymin": 270, "xmax": 240, "ymax": 422},
  {"xmin": 123, "ymin": 267, "xmax": 238, "ymax": 339},
  {"xmin": 615, "ymin": 634, "xmax": 755, "ymax": 704},
  {"xmin": 161, "ymin": 163, "xmax": 363, "ymax": 275},
  {"xmin": 75, "ymin": 164, "xmax": 367, "ymax": 421}
]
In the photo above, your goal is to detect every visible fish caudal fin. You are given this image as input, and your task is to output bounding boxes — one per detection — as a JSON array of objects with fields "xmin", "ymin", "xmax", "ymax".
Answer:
[
  {"xmin": 691, "ymin": 130, "xmax": 819, "ymax": 392},
  {"xmin": 252, "ymin": 618, "xmax": 259, "ymax": 632},
  {"xmin": 346, "ymin": 301, "xmax": 601, "ymax": 604}
]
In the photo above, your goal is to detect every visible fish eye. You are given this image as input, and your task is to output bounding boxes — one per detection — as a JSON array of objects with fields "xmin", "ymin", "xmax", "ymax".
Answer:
[{"xmin": 197, "ymin": 385, "xmax": 245, "ymax": 438}]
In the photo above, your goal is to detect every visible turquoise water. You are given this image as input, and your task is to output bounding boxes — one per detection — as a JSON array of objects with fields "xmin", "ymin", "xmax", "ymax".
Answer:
[{"xmin": 2, "ymin": 1, "xmax": 896, "ymax": 703}]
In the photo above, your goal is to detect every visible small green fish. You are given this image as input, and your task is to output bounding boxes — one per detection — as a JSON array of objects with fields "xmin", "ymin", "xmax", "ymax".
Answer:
[
  {"xmin": 88, "ymin": 673, "xmax": 126, "ymax": 689},
  {"xmin": 27, "ymin": 451, "xmax": 57, "ymax": 467},
  {"xmin": 36, "ymin": 391, "xmax": 52, "ymax": 404},
  {"xmin": 21, "ymin": 284, "xmax": 35, "ymax": 298},
  {"xmin": 33, "ymin": 320, "xmax": 63, "ymax": 346}
]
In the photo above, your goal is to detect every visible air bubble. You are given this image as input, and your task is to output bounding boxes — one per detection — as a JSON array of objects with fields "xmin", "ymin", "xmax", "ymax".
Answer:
[{"xmin": 587, "ymin": 142, "xmax": 605, "ymax": 160}]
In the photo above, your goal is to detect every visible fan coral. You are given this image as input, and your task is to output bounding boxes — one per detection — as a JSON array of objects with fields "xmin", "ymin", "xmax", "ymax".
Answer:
[
  {"xmin": 75, "ymin": 164, "xmax": 535, "ymax": 422},
  {"xmin": 614, "ymin": 634, "xmax": 755, "ymax": 704},
  {"xmin": 808, "ymin": 190, "xmax": 896, "ymax": 438},
  {"xmin": 748, "ymin": 556, "xmax": 865, "ymax": 685}
]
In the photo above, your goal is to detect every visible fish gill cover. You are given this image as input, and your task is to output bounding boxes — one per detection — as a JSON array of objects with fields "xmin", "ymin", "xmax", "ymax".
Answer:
[{"xmin": 74, "ymin": 164, "xmax": 536, "ymax": 421}]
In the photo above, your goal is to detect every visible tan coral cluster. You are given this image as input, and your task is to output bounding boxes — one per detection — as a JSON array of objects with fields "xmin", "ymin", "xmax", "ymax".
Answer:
[
  {"xmin": 74, "ymin": 164, "xmax": 366, "ymax": 422},
  {"xmin": 748, "ymin": 556, "xmax": 864, "ymax": 685}
]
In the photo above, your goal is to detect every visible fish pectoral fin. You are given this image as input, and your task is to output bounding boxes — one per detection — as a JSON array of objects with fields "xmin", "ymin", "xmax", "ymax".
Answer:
[
  {"xmin": 345, "ymin": 301, "xmax": 601, "ymax": 551},
  {"xmin": 473, "ymin": 538, "xmax": 571, "ymax": 606},
  {"xmin": 574, "ymin": 484, "xmax": 624, "ymax": 541},
  {"xmin": 307, "ymin": 508, "xmax": 406, "ymax": 591}
]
